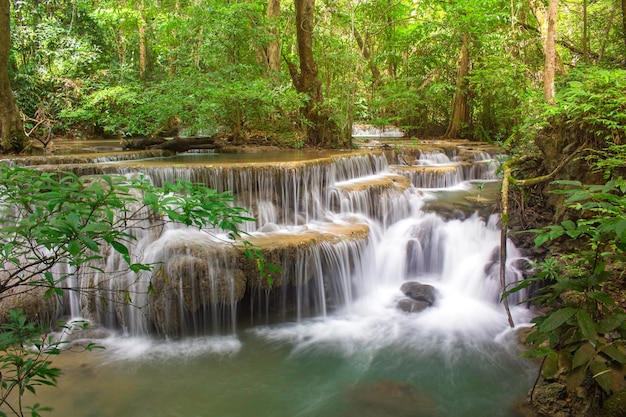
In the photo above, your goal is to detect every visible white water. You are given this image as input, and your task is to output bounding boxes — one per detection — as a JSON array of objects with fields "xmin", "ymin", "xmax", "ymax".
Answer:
[
  {"xmin": 352, "ymin": 124, "xmax": 405, "ymax": 138},
  {"xmin": 54, "ymin": 148, "xmax": 530, "ymax": 337}
]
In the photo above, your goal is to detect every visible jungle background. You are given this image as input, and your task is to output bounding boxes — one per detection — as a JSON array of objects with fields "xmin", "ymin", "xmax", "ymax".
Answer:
[{"xmin": 1, "ymin": 0, "xmax": 623, "ymax": 153}]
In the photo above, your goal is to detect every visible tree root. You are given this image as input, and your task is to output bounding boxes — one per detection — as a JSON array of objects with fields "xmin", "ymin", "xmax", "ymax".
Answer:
[{"xmin": 499, "ymin": 139, "xmax": 589, "ymax": 327}]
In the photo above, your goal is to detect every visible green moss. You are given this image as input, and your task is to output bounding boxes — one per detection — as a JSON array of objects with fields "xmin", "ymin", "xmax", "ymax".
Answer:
[{"xmin": 601, "ymin": 390, "xmax": 626, "ymax": 417}]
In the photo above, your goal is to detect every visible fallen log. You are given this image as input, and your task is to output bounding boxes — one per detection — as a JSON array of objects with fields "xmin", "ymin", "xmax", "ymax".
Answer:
[
  {"xmin": 124, "ymin": 136, "xmax": 218, "ymax": 152},
  {"xmin": 150, "ymin": 136, "xmax": 217, "ymax": 152}
]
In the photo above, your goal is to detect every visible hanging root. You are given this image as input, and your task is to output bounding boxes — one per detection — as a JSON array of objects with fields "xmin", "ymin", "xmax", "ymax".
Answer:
[
  {"xmin": 500, "ymin": 166, "xmax": 515, "ymax": 328},
  {"xmin": 499, "ymin": 139, "xmax": 589, "ymax": 328}
]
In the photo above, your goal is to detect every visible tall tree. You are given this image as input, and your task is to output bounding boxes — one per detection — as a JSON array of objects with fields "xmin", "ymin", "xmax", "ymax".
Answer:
[
  {"xmin": 622, "ymin": 0, "xmax": 626, "ymax": 58},
  {"xmin": 444, "ymin": 31, "xmax": 470, "ymax": 139},
  {"xmin": 266, "ymin": 0, "xmax": 281, "ymax": 73},
  {"xmin": 288, "ymin": 0, "xmax": 339, "ymax": 147},
  {"xmin": 138, "ymin": 5, "xmax": 150, "ymax": 80},
  {"xmin": 0, "ymin": 0, "xmax": 28, "ymax": 153},
  {"xmin": 544, "ymin": 0, "xmax": 558, "ymax": 103}
]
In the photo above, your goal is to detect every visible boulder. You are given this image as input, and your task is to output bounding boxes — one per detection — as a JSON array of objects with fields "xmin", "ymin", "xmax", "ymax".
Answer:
[
  {"xmin": 601, "ymin": 390, "xmax": 626, "ymax": 417},
  {"xmin": 400, "ymin": 281, "xmax": 437, "ymax": 306},
  {"xmin": 529, "ymin": 380, "xmax": 600, "ymax": 417},
  {"xmin": 0, "ymin": 285, "xmax": 57, "ymax": 325},
  {"xmin": 396, "ymin": 298, "xmax": 431, "ymax": 313}
]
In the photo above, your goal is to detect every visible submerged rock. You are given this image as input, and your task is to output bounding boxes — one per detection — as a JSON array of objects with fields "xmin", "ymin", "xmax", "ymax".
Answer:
[{"xmin": 342, "ymin": 379, "xmax": 440, "ymax": 417}]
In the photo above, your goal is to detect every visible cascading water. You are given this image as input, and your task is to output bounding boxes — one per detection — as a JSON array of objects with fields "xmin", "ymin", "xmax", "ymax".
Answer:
[{"xmin": 26, "ymin": 145, "xmax": 536, "ymax": 417}]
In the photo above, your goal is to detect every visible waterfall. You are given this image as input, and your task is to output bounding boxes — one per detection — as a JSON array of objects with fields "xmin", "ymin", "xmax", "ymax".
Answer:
[
  {"xmin": 34, "ymin": 146, "xmax": 529, "ymax": 339},
  {"xmin": 351, "ymin": 124, "xmax": 405, "ymax": 138},
  {"xmin": 16, "ymin": 145, "xmax": 536, "ymax": 417}
]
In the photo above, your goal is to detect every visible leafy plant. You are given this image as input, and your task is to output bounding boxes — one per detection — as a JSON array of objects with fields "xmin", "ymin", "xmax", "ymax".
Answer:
[
  {"xmin": 0, "ymin": 309, "xmax": 104, "ymax": 417},
  {"xmin": 534, "ymin": 67, "xmax": 626, "ymax": 146},
  {"xmin": 507, "ymin": 178, "xmax": 626, "ymax": 395},
  {"xmin": 0, "ymin": 310, "xmax": 61, "ymax": 417},
  {"xmin": 0, "ymin": 163, "xmax": 260, "ymax": 300}
]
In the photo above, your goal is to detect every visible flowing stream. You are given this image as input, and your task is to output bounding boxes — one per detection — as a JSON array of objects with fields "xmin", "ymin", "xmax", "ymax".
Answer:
[{"xmin": 26, "ymin": 143, "xmax": 536, "ymax": 417}]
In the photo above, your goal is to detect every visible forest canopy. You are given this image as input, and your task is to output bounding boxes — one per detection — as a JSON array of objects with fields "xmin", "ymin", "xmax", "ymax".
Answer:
[{"xmin": 1, "ymin": 0, "xmax": 626, "ymax": 151}]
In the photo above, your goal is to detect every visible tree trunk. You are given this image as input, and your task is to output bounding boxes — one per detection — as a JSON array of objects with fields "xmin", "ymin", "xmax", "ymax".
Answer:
[
  {"xmin": 354, "ymin": 30, "xmax": 381, "ymax": 86},
  {"xmin": 443, "ymin": 32, "xmax": 470, "ymax": 139},
  {"xmin": 597, "ymin": 0, "xmax": 620, "ymax": 63},
  {"xmin": 622, "ymin": 0, "xmax": 626, "ymax": 58},
  {"xmin": 266, "ymin": 0, "xmax": 281, "ymax": 73},
  {"xmin": 582, "ymin": 0, "xmax": 588, "ymax": 60},
  {"xmin": 544, "ymin": 0, "xmax": 558, "ymax": 103},
  {"xmin": 138, "ymin": 12, "xmax": 149, "ymax": 80},
  {"xmin": 0, "ymin": 0, "xmax": 28, "ymax": 154},
  {"xmin": 528, "ymin": 0, "xmax": 564, "ymax": 76},
  {"xmin": 289, "ymin": 0, "xmax": 338, "ymax": 147}
]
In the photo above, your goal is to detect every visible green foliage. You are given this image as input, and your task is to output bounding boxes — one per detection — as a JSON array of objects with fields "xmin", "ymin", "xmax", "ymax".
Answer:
[
  {"xmin": 519, "ymin": 67, "xmax": 626, "ymax": 149},
  {"xmin": 551, "ymin": 67, "xmax": 626, "ymax": 143},
  {"xmin": 0, "ymin": 310, "xmax": 61, "ymax": 417},
  {"xmin": 6, "ymin": 0, "xmax": 626, "ymax": 145},
  {"xmin": 58, "ymin": 71, "xmax": 305, "ymax": 138},
  {"xmin": 586, "ymin": 144, "xmax": 626, "ymax": 180},
  {"xmin": 58, "ymin": 84, "xmax": 148, "ymax": 136},
  {"xmin": 508, "ymin": 177, "xmax": 626, "ymax": 395},
  {"xmin": 0, "ymin": 163, "xmax": 256, "ymax": 300},
  {"xmin": 0, "ymin": 310, "xmax": 104, "ymax": 417},
  {"xmin": 508, "ymin": 67, "xmax": 626, "ymax": 155},
  {"xmin": 468, "ymin": 49, "xmax": 533, "ymax": 143},
  {"xmin": 369, "ymin": 78, "xmax": 452, "ymax": 134}
]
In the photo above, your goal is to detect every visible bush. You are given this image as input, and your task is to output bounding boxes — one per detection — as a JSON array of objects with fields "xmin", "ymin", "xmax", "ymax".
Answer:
[{"xmin": 508, "ymin": 177, "xmax": 626, "ymax": 396}]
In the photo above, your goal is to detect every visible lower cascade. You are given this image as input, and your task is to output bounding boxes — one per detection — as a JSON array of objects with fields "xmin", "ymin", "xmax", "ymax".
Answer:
[{"xmin": 10, "ymin": 144, "xmax": 539, "ymax": 417}]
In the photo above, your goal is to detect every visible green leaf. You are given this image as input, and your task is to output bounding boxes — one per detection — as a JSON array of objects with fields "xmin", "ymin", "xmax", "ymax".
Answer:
[
  {"xmin": 109, "ymin": 240, "xmax": 129, "ymax": 258},
  {"xmin": 598, "ymin": 313, "xmax": 626, "ymax": 334},
  {"xmin": 129, "ymin": 263, "xmax": 151, "ymax": 273},
  {"xmin": 541, "ymin": 352, "xmax": 561, "ymax": 379},
  {"xmin": 78, "ymin": 234, "xmax": 100, "ymax": 252},
  {"xmin": 587, "ymin": 292, "xmax": 615, "ymax": 306},
  {"xmin": 44, "ymin": 287, "xmax": 64, "ymax": 298},
  {"xmin": 520, "ymin": 345, "xmax": 555, "ymax": 359},
  {"xmin": 566, "ymin": 365, "xmax": 587, "ymax": 392},
  {"xmin": 616, "ymin": 219, "xmax": 626, "ymax": 240},
  {"xmin": 539, "ymin": 308, "xmax": 577, "ymax": 333},
  {"xmin": 590, "ymin": 358, "xmax": 612, "ymax": 393},
  {"xmin": 601, "ymin": 345, "xmax": 626, "ymax": 364},
  {"xmin": 561, "ymin": 220, "xmax": 576, "ymax": 231},
  {"xmin": 572, "ymin": 342, "xmax": 596, "ymax": 369},
  {"xmin": 534, "ymin": 233, "xmax": 551, "ymax": 247},
  {"xmin": 577, "ymin": 310, "xmax": 599, "ymax": 345},
  {"xmin": 548, "ymin": 225, "xmax": 565, "ymax": 240},
  {"xmin": 67, "ymin": 240, "xmax": 81, "ymax": 256}
]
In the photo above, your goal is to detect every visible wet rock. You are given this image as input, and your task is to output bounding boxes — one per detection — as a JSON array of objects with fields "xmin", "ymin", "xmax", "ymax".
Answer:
[
  {"xmin": 342, "ymin": 379, "xmax": 440, "ymax": 417},
  {"xmin": 400, "ymin": 281, "xmax": 437, "ymax": 306},
  {"xmin": 529, "ymin": 380, "xmax": 600, "ymax": 417},
  {"xmin": 0, "ymin": 285, "xmax": 57, "ymax": 325},
  {"xmin": 396, "ymin": 298, "xmax": 431, "ymax": 313}
]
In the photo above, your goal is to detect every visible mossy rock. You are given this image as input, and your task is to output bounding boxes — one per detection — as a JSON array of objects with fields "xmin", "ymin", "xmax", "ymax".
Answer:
[{"xmin": 601, "ymin": 390, "xmax": 626, "ymax": 417}]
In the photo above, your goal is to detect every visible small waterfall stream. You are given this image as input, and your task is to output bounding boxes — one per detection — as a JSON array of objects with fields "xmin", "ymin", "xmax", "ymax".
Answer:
[{"xmin": 31, "ymin": 144, "xmax": 536, "ymax": 417}]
